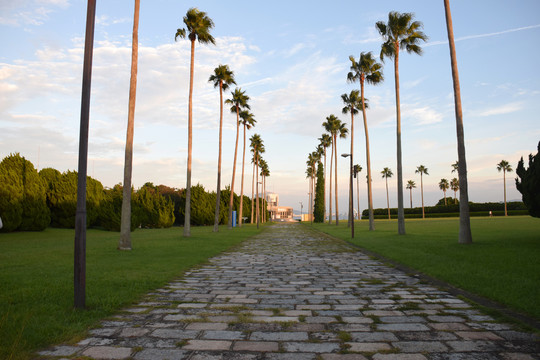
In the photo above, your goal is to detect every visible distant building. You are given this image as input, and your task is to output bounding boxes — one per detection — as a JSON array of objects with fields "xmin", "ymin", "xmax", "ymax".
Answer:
[{"xmin": 267, "ymin": 192, "xmax": 294, "ymax": 221}]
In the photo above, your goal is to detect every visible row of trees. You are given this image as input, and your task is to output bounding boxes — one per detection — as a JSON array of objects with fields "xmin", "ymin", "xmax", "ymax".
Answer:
[
  {"xmin": 0, "ymin": 153, "xmax": 271, "ymax": 233},
  {"xmin": 304, "ymin": 5, "xmax": 474, "ymax": 243}
]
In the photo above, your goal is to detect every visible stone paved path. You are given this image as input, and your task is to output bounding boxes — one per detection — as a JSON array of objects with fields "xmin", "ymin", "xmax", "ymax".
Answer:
[{"xmin": 38, "ymin": 223, "xmax": 539, "ymax": 360}]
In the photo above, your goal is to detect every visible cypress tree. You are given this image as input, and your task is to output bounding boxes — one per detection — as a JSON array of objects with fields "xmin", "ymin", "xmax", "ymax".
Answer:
[
  {"xmin": 314, "ymin": 162, "xmax": 325, "ymax": 222},
  {"xmin": 516, "ymin": 141, "xmax": 540, "ymax": 218}
]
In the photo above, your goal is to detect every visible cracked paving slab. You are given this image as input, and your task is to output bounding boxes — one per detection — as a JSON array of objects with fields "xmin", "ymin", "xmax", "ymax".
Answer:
[{"xmin": 36, "ymin": 223, "xmax": 540, "ymax": 360}]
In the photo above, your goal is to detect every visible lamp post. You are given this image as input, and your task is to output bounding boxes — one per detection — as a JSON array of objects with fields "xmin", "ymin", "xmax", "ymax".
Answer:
[
  {"xmin": 341, "ymin": 153, "xmax": 354, "ymax": 238},
  {"xmin": 299, "ymin": 201, "xmax": 303, "ymax": 222}
]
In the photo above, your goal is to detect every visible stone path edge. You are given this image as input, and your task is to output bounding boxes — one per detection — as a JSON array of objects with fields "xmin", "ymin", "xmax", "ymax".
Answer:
[{"xmin": 306, "ymin": 223, "xmax": 540, "ymax": 332}]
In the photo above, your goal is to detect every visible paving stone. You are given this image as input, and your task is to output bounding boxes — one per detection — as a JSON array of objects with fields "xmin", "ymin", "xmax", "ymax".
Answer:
[
  {"xmin": 38, "ymin": 346, "xmax": 80, "ymax": 357},
  {"xmin": 350, "ymin": 331, "xmax": 399, "ymax": 342},
  {"xmin": 120, "ymin": 327, "xmax": 149, "ymax": 337},
  {"xmin": 346, "ymin": 342, "xmax": 393, "ymax": 352},
  {"xmin": 82, "ymin": 346, "xmax": 133, "ymax": 359},
  {"xmin": 283, "ymin": 341, "xmax": 340, "ymax": 353},
  {"xmin": 185, "ymin": 322, "xmax": 229, "ymax": 330},
  {"xmin": 320, "ymin": 354, "xmax": 368, "ymax": 360},
  {"xmin": 393, "ymin": 341, "xmax": 448, "ymax": 352},
  {"xmin": 183, "ymin": 339, "xmax": 232, "ymax": 351},
  {"xmin": 266, "ymin": 353, "xmax": 317, "ymax": 360},
  {"xmin": 151, "ymin": 329, "xmax": 199, "ymax": 339},
  {"xmin": 133, "ymin": 348, "xmax": 188, "ymax": 360},
  {"xmin": 377, "ymin": 323, "xmax": 430, "ymax": 332},
  {"xmin": 372, "ymin": 355, "xmax": 428, "ymax": 360},
  {"xmin": 201, "ymin": 330, "xmax": 246, "ymax": 340},
  {"xmin": 455, "ymin": 331, "xmax": 504, "ymax": 340},
  {"xmin": 233, "ymin": 341, "xmax": 279, "ymax": 352},
  {"xmin": 251, "ymin": 331, "xmax": 308, "ymax": 341}
]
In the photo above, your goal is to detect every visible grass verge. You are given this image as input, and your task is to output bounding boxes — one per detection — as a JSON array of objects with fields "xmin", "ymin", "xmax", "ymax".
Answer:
[
  {"xmin": 309, "ymin": 216, "xmax": 540, "ymax": 324},
  {"xmin": 0, "ymin": 224, "xmax": 265, "ymax": 360}
]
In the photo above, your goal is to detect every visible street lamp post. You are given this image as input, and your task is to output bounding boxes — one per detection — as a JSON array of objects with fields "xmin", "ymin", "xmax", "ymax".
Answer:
[
  {"xmin": 341, "ymin": 153, "xmax": 354, "ymax": 238},
  {"xmin": 299, "ymin": 201, "xmax": 303, "ymax": 222}
]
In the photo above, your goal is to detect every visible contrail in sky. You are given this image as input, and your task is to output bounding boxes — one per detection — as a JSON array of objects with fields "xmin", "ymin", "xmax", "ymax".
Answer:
[{"xmin": 426, "ymin": 24, "xmax": 540, "ymax": 47}]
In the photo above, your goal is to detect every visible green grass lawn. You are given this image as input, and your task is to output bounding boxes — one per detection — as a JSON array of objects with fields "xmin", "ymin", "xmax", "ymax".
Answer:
[
  {"xmin": 0, "ymin": 224, "xmax": 265, "ymax": 360},
  {"xmin": 310, "ymin": 216, "xmax": 540, "ymax": 323}
]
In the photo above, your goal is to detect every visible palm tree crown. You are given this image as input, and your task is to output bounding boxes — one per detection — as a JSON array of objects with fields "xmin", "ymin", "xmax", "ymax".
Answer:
[
  {"xmin": 497, "ymin": 160, "xmax": 513, "ymax": 216},
  {"xmin": 439, "ymin": 178, "xmax": 450, "ymax": 205},
  {"xmin": 376, "ymin": 11, "xmax": 427, "ymax": 61},
  {"xmin": 175, "ymin": 8, "xmax": 216, "ymax": 44},
  {"xmin": 406, "ymin": 179, "xmax": 416, "ymax": 209},
  {"xmin": 348, "ymin": 52, "xmax": 384, "ymax": 87},
  {"xmin": 209, "ymin": 64, "xmax": 235, "ymax": 90}
]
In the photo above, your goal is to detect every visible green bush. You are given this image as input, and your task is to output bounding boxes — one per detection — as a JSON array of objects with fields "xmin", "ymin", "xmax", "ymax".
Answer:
[
  {"xmin": 0, "ymin": 153, "xmax": 49, "ymax": 232},
  {"xmin": 133, "ymin": 183, "xmax": 175, "ymax": 228},
  {"xmin": 98, "ymin": 184, "xmax": 138, "ymax": 232},
  {"xmin": 41, "ymin": 170, "xmax": 104, "ymax": 228}
]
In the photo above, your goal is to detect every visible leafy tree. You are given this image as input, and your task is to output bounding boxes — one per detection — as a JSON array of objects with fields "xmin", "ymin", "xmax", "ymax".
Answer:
[
  {"xmin": 381, "ymin": 167, "xmax": 393, "ymax": 219},
  {"xmin": 0, "ymin": 154, "xmax": 49, "ymax": 232},
  {"xmin": 259, "ymin": 158, "xmax": 270, "ymax": 223},
  {"xmin": 100, "ymin": 184, "xmax": 138, "ymax": 232},
  {"xmin": 444, "ymin": 0, "xmax": 472, "ymax": 244},
  {"xmin": 238, "ymin": 110, "xmax": 256, "ymax": 227},
  {"xmin": 348, "ymin": 51, "xmax": 383, "ymax": 230},
  {"xmin": 439, "ymin": 178, "xmax": 450, "ymax": 205},
  {"xmin": 516, "ymin": 141, "xmax": 540, "ymax": 218},
  {"xmin": 415, "ymin": 165, "xmax": 429, "ymax": 219},
  {"xmin": 496, "ymin": 160, "xmax": 512, "ymax": 216},
  {"xmin": 209, "ymin": 64, "xmax": 236, "ymax": 232},
  {"xmin": 406, "ymin": 179, "xmax": 416, "ymax": 209},
  {"xmin": 314, "ymin": 162, "xmax": 325, "ymax": 222},
  {"xmin": 133, "ymin": 182, "xmax": 175, "ymax": 228},
  {"xmin": 225, "ymin": 88, "xmax": 250, "ymax": 228},
  {"xmin": 377, "ymin": 11, "xmax": 427, "ymax": 234},
  {"xmin": 176, "ymin": 7, "xmax": 216, "ymax": 237},
  {"xmin": 250, "ymin": 134, "xmax": 264, "ymax": 227},
  {"xmin": 119, "ymin": 0, "xmax": 141, "ymax": 250}
]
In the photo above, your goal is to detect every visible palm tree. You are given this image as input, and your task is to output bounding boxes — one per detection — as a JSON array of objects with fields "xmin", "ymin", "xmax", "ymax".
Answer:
[
  {"xmin": 318, "ymin": 134, "xmax": 332, "ymax": 222},
  {"xmin": 451, "ymin": 161, "xmax": 459, "ymax": 173},
  {"xmin": 348, "ymin": 51, "xmax": 383, "ymax": 231},
  {"xmin": 415, "ymin": 165, "xmax": 429, "ymax": 219},
  {"xmin": 342, "ymin": 90, "xmax": 362, "ymax": 227},
  {"xmin": 406, "ymin": 180, "xmax": 416, "ymax": 209},
  {"xmin": 225, "ymin": 88, "xmax": 250, "ymax": 228},
  {"xmin": 450, "ymin": 177, "xmax": 459, "ymax": 203},
  {"xmin": 497, "ymin": 160, "xmax": 513, "ymax": 216},
  {"xmin": 307, "ymin": 151, "xmax": 320, "ymax": 224},
  {"xmin": 439, "ymin": 178, "xmax": 450, "ymax": 205},
  {"xmin": 444, "ymin": 0, "xmax": 472, "ymax": 244},
  {"xmin": 324, "ymin": 115, "xmax": 348, "ymax": 225},
  {"xmin": 250, "ymin": 154, "xmax": 256, "ymax": 224},
  {"xmin": 306, "ymin": 165, "xmax": 314, "ymax": 223},
  {"xmin": 119, "ymin": 0, "xmax": 140, "ymax": 250},
  {"xmin": 353, "ymin": 164, "xmax": 362, "ymax": 220},
  {"xmin": 176, "ymin": 7, "xmax": 216, "ymax": 237},
  {"xmin": 260, "ymin": 159, "xmax": 269, "ymax": 222},
  {"xmin": 381, "ymin": 167, "xmax": 393, "ymax": 220},
  {"xmin": 208, "ymin": 64, "xmax": 236, "ymax": 232},
  {"xmin": 250, "ymin": 134, "xmax": 264, "ymax": 228},
  {"xmin": 322, "ymin": 118, "xmax": 334, "ymax": 224},
  {"xmin": 238, "ymin": 110, "xmax": 256, "ymax": 227},
  {"xmin": 377, "ymin": 11, "xmax": 427, "ymax": 234}
]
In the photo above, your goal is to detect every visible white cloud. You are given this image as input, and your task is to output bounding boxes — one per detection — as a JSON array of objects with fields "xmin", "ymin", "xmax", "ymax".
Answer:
[
  {"xmin": 477, "ymin": 102, "xmax": 523, "ymax": 117},
  {"xmin": 0, "ymin": 0, "xmax": 69, "ymax": 26}
]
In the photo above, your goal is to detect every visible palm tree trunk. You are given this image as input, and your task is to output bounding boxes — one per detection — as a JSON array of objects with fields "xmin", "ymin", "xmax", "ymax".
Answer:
[
  {"xmin": 409, "ymin": 188, "xmax": 413, "ymax": 208},
  {"xmin": 503, "ymin": 170, "xmax": 507, "ymax": 216},
  {"xmin": 334, "ymin": 134, "xmax": 339, "ymax": 225},
  {"xmin": 251, "ymin": 161, "xmax": 255, "ymax": 223},
  {"xmin": 238, "ymin": 124, "xmax": 247, "ymax": 227},
  {"xmin": 228, "ymin": 108, "xmax": 240, "ymax": 228},
  {"xmin": 119, "ymin": 0, "xmax": 139, "ymax": 250},
  {"xmin": 183, "ymin": 37, "xmax": 196, "ymax": 237},
  {"xmin": 444, "ymin": 0, "xmax": 472, "ymax": 244},
  {"xmin": 444, "ymin": 191, "xmax": 447, "ymax": 205},
  {"xmin": 256, "ymin": 153, "xmax": 260, "ymax": 228},
  {"xmin": 328, "ymin": 141, "xmax": 333, "ymax": 224},
  {"xmin": 213, "ymin": 81, "xmax": 224, "ymax": 232},
  {"xmin": 324, "ymin": 151, "xmax": 327, "ymax": 222},
  {"xmin": 386, "ymin": 177, "xmax": 390, "ymax": 220},
  {"xmin": 421, "ymin": 174, "xmax": 425, "ymax": 219},
  {"xmin": 394, "ymin": 51, "xmax": 405, "ymax": 234},
  {"xmin": 356, "ymin": 175, "xmax": 360, "ymax": 220},
  {"xmin": 348, "ymin": 112, "xmax": 354, "ymax": 227},
  {"xmin": 361, "ymin": 82, "xmax": 375, "ymax": 231}
]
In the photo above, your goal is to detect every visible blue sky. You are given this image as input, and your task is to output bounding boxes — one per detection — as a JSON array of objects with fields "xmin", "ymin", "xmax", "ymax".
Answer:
[{"xmin": 1, "ymin": 0, "xmax": 539, "ymax": 215}]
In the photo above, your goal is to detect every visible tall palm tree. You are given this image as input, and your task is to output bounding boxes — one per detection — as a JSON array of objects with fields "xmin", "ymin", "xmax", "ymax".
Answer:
[
  {"xmin": 306, "ymin": 165, "xmax": 314, "ymax": 223},
  {"xmin": 238, "ymin": 110, "xmax": 256, "ymax": 227},
  {"xmin": 250, "ymin": 134, "xmax": 264, "ymax": 228},
  {"xmin": 176, "ymin": 7, "xmax": 216, "ymax": 237},
  {"xmin": 444, "ymin": 0, "xmax": 472, "ymax": 244},
  {"xmin": 324, "ymin": 115, "xmax": 348, "ymax": 225},
  {"xmin": 406, "ymin": 179, "xmax": 416, "ymax": 209},
  {"xmin": 415, "ymin": 165, "xmax": 429, "ymax": 219},
  {"xmin": 119, "ymin": 0, "xmax": 140, "ymax": 250},
  {"xmin": 342, "ymin": 90, "xmax": 362, "ymax": 227},
  {"xmin": 377, "ymin": 11, "xmax": 427, "ymax": 234},
  {"xmin": 322, "ymin": 117, "xmax": 334, "ymax": 224},
  {"xmin": 208, "ymin": 64, "xmax": 236, "ymax": 232},
  {"xmin": 450, "ymin": 177, "xmax": 459, "ymax": 203},
  {"xmin": 307, "ymin": 151, "xmax": 320, "ymax": 224},
  {"xmin": 439, "ymin": 178, "xmax": 450, "ymax": 205},
  {"xmin": 250, "ymin": 154, "xmax": 256, "ymax": 224},
  {"xmin": 381, "ymin": 167, "xmax": 393, "ymax": 220},
  {"xmin": 353, "ymin": 164, "xmax": 362, "ymax": 220},
  {"xmin": 318, "ymin": 134, "xmax": 332, "ymax": 222},
  {"xmin": 225, "ymin": 88, "xmax": 250, "ymax": 228},
  {"xmin": 260, "ymin": 159, "xmax": 269, "ymax": 222},
  {"xmin": 497, "ymin": 160, "xmax": 513, "ymax": 216},
  {"xmin": 348, "ymin": 51, "xmax": 383, "ymax": 231}
]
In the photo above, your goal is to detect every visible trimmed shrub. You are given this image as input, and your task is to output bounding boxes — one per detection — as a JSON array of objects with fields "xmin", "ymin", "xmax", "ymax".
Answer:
[
  {"xmin": 98, "ymin": 184, "xmax": 138, "ymax": 232},
  {"xmin": 133, "ymin": 183, "xmax": 175, "ymax": 228}
]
